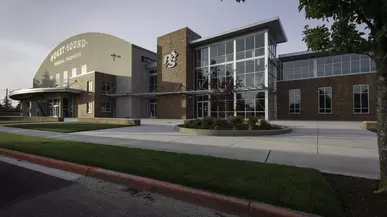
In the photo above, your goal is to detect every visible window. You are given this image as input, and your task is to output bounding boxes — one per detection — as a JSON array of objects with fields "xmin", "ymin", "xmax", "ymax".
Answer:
[
  {"xmin": 55, "ymin": 73, "xmax": 60, "ymax": 87},
  {"xmin": 63, "ymin": 71, "xmax": 68, "ymax": 86},
  {"xmin": 353, "ymin": 84, "xmax": 369, "ymax": 114},
  {"xmin": 101, "ymin": 102, "xmax": 111, "ymax": 113},
  {"xmin": 81, "ymin": 64, "xmax": 87, "ymax": 74},
  {"xmin": 318, "ymin": 87, "xmax": 332, "ymax": 114},
  {"xmin": 234, "ymin": 91, "xmax": 265, "ymax": 119},
  {"xmin": 289, "ymin": 89, "xmax": 301, "ymax": 114},
  {"xmin": 86, "ymin": 102, "xmax": 92, "ymax": 114},
  {"xmin": 101, "ymin": 82, "xmax": 112, "ymax": 94},
  {"xmin": 71, "ymin": 68, "xmax": 77, "ymax": 77},
  {"xmin": 87, "ymin": 81, "xmax": 93, "ymax": 92},
  {"xmin": 149, "ymin": 74, "xmax": 157, "ymax": 92}
]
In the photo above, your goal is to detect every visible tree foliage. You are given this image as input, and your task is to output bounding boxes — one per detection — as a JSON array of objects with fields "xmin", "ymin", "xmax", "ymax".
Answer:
[
  {"xmin": 299, "ymin": 0, "xmax": 383, "ymax": 59},
  {"xmin": 2, "ymin": 95, "xmax": 12, "ymax": 110},
  {"xmin": 300, "ymin": 0, "xmax": 387, "ymax": 191}
]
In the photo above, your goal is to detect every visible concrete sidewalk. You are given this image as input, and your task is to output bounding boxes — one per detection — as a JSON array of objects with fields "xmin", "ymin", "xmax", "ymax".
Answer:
[{"xmin": 0, "ymin": 125, "xmax": 380, "ymax": 179}]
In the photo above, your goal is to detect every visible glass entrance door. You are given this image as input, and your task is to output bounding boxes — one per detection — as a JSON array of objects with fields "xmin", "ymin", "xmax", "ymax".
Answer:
[
  {"xmin": 53, "ymin": 105, "xmax": 60, "ymax": 117},
  {"xmin": 47, "ymin": 98, "xmax": 60, "ymax": 117},
  {"xmin": 197, "ymin": 101, "xmax": 208, "ymax": 118},
  {"xmin": 150, "ymin": 99, "xmax": 157, "ymax": 118}
]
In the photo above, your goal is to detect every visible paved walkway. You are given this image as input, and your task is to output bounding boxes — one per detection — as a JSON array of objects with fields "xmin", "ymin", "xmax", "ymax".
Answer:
[{"xmin": 0, "ymin": 120, "xmax": 380, "ymax": 180}]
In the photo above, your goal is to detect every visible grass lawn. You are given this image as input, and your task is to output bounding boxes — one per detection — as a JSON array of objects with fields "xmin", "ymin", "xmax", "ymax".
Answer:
[
  {"xmin": 6, "ymin": 122, "xmax": 133, "ymax": 133},
  {"xmin": 0, "ymin": 132, "xmax": 344, "ymax": 217}
]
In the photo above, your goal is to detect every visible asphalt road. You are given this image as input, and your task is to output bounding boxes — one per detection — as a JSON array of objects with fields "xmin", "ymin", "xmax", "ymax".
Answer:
[{"xmin": 0, "ymin": 161, "xmax": 237, "ymax": 217}]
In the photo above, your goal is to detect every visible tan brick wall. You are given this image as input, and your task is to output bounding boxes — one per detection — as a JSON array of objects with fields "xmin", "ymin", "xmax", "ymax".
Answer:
[
  {"xmin": 94, "ymin": 72, "xmax": 116, "ymax": 118},
  {"xmin": 69, "ymin": 73, "xmax": 95, "ymax": 118},
  {"xmin": 156, "ymin": 28, "xmax": 201, "ymax": 119},
  {"xmin": 277, "ymin": 73, "xmax": 377, "ymax": 121}
]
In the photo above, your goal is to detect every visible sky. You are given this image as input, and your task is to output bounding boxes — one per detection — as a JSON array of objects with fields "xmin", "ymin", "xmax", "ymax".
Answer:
[{"xmin": 0, "ymin": 0, "xmax": 327, "ymax": 102}]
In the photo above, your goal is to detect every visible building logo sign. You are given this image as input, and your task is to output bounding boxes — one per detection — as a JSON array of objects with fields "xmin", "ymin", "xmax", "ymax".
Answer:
[
  {"xmin": 163, "ymin": 50, "xmax": 178, "ymax": 68},
  {"xmin": 50, "ymin": 39, "xmax": 88, "ymax": 62}
]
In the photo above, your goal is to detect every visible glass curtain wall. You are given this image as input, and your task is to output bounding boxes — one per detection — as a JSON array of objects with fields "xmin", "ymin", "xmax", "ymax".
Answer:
[
  {"xmin": 279, "ymin": 54, "xmax": 377, "ymax": 81},
  {"xmin": 267, "ymin": 36, "xmax": 278, "ymax": 120},
  {"xmin": 194, "ymin": 31, "xmax": 271, "ymax": 119}
]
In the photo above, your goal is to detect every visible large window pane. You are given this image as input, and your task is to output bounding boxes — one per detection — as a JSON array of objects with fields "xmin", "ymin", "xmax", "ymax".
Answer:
[
  {"xmin": 236, "ymin": 38, "xmax": 245, "ymax": 52},
  {"xmin": 361, "ymin": 59, "xmax": 370, "ymax": 72},
  {"xmin": 246, "ymin": 73, "xmax": 254, "ymax": 87},
  {"xmin": 351, "ymin": 61, "xmax": 360, "ymax": 73},
  {"xmin": 351, "ymin": 54, "xmax": 360, "ymax": 61},
  {"xmin": 301, "ymin": 67, "xmax": 309, "ymax": 78},
  {"xmin": 325, "ymin": 64, "xmax": 333, "ymax": 76},
  {"xmin": 289, "ymin": 89, "xmax": 301, "ymax": 114},
  {"xmin": 218, "ymin": 43, "xmax": 225, "ymax": 56},
  {"xmin": 236, "ymin": 62, "xmax": 245, "ymax": 75},
  {"xmin": 342, "ymin": 62, "xmax": 350, "ymax": 74},
  {"xmin": 255, "ymin": 33, "xmax": 264, "ymax": 48},
  {"xmin": 317, "ymin": 65, "xmax": 325, "ymax": 77},
  {"xmin": 255, "ymin": 58, "xmax": 265, "ymax": 71},
  {"xmin": 325, "ymin": 57, "xmax": 333, "ymax": 64},
  {"xmin": 255, "ymin": 72, "xmax": 264, "ymax": 86},
  {"xmin": 246, "ymin": 36, "xmax": 254, "ymax": 50},
  {"xmin": 246, "ymin": 60, "xmax": 254, "ymax": 73},
  {"xmin": 210, "ymin": 46, "xmax": 217, "ymax": 64},
  {"xmin": 237, "ymin": 74, "xmax": 245, "ymax": 86},
  {"xmin": 318, "ymin": 87, "xmax": 332, "ymax": 114},
  {"xmin": 333, "ymin": 63, "xmax": 341, "ymax": 75},
  {"xmin": 295, "ymin": 69, "xmax": 302, "ymax": 79},
  {"xmin": 226, "ymin": 41, "xmax": 233, "ymax": 54},
  {"xmin": 353, "ymin": 84, "xmax": 369, "ymax": 114},
  {"xmin": 226, "ymin": 41, "xmax": 233, "ymax": 62}
]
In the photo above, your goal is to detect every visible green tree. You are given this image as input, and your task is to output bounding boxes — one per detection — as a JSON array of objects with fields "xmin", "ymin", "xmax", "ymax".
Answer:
[
  {"xmin": 299, "ymin": 0, "xmax": 387, "ymax": 191},
  {"xmin": 2, "ymin": 95, "xmax": 12, "ymax": 110}
]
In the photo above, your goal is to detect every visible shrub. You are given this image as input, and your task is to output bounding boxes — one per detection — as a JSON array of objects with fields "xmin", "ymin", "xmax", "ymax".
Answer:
[
  {"xmin": 215, "ymin": 119, "xmax": 228, "ymax": 129},
  {"xmin": 192, "ymin": 119, "xmax": 203, "ymax": 129},
  {"xmin": 247, "ymin": 117, "xmax": 258, "ymax": 130},
  {"xmin": 228, "ymin": 116, "xmax": 245, "ymax": 130},
  {"xmin": 201, "ymin": 117, "xmax": 216, "ymax": 129},
  {"xmin": 183, "ymin": 120, "xmax": 192, "ymax": 128},
  {"xmin": 258, "ymin": 119, "xmax": 270, "ymax": 130}
]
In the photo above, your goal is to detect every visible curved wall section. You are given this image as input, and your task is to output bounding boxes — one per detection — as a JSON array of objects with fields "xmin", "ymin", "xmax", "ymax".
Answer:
[{"xmin": 34, "ymin": 32, "xmax": 133, "ymax": 93}]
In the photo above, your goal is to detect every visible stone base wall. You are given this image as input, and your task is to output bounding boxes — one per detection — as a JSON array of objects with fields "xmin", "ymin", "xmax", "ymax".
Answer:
[
  {"xmin": 78, "ymin": 118, "xmax": 140, "ymax": 126},
  {"xmin": 0, "ymin": 116, "xmax": 63, "ymax": 122}
]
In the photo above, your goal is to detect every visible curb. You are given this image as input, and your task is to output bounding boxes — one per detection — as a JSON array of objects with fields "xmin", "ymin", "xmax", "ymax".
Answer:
[{"xmin": 0, "ymin": 148, "xmax": 318, "ymax": 217}]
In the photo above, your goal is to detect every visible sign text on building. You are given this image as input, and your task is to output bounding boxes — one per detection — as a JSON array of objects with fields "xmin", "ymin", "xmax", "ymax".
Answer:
[
  {"xmin": 163, "ymin": 51, "xmax": 178, "ymax": 68},
  {"xmin": 50, "ymin": 39, "xmax": 88, "ymax": 62}
]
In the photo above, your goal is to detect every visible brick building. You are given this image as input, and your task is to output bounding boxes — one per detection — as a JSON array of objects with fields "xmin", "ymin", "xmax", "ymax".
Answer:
[{"xmin": 9, "ymin": 17, "xmax": 377, "ymax": 121}]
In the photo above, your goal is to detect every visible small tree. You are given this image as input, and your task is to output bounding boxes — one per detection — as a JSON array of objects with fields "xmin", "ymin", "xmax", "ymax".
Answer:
[{"xmin": 2, "ymin": 95, "xmax": 12, "ymax": 110}]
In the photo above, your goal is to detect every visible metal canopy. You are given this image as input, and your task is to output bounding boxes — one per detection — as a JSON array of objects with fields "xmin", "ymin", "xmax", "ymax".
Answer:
[
  {"xmin": 9, "ymin": 87, "xmax": 82, "ymax": 101},
  {"xmin": 105, "ymin": 86, "xmax": 269, "ymax": 98}
]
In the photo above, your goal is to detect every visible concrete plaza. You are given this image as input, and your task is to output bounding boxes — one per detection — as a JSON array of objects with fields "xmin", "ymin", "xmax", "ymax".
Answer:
[{"xmin": 0, "ymin": 120, "xmax": 379, "ymax": 179}]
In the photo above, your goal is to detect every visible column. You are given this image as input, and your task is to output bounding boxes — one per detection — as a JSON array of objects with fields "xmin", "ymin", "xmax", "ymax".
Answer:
[
  {"xmin": 264, "ymin": 31, "xmax": 269, "ymax": 120},
  {"xmin": 207, "ymin": 47, "xmax": 211, "ymax": 117},
  {"xmin": 29, "ymin": 101, "xmax": 32, "ymax": 117},
  {"xmin": 233, "ymin": 39, "xmax": 237, "ymax": 116}
]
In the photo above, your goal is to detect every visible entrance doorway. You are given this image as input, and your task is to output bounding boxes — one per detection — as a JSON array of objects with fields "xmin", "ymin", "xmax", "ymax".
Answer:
[
  {"xmin": 150, "ymin": 99, "xmax": 157, "ymax": 118},
  {"xmin": 197, "ymin": 101, "xmax": 208, "ymax": 118},
  {"xmin": 47, "ymin": 98, "xmax": 60, "ymax": 117}
]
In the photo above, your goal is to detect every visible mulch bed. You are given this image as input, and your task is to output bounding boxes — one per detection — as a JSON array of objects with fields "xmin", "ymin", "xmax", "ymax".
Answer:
[{"xmin": 324, "ymin": 173, "xmax": 387, "ymax": 217}]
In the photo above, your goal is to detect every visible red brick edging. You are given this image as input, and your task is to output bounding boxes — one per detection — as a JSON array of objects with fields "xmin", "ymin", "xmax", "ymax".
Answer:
[{"xmin": 0, "ymin": 148, "xmax": 318, "ymax": 217}]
